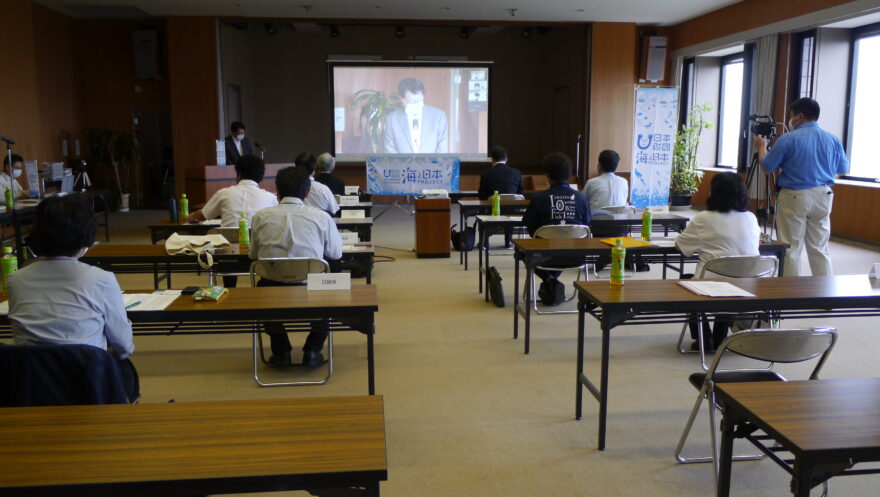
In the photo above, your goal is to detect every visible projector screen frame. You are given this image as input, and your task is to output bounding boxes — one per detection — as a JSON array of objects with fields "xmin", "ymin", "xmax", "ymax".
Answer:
[{"xmin": 328, "ymin": 60, "xmax": 494, "ymax": 161}]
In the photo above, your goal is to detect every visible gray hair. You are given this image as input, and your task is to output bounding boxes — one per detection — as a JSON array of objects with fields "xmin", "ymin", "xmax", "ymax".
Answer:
[{"xmin": 317, "ymin": 152, "xmax": 336, "ymax": 173}]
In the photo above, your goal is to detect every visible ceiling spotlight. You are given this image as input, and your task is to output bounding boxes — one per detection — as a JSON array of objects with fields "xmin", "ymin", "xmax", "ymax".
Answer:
[
  {"xmin": 395, "ymin": 25, "xmax": 405, "ymax": 38},
  {"xmin": 459, "ymin": 27, "xmax": 469, "ymax": 39},
  {"xmin": 521, "ymin": 27, "xmax": 533, "ymax": 39},
  {"xmin": 264, "ymin": 23, "xmax": 277, "ymax": 36},
  {"xmin": 506, "ymin": 8, "xmax": 517, "ymax": 17},
  {"xmin": 329, "ymin": 24, "xmax": 341, "ymax": 38}
]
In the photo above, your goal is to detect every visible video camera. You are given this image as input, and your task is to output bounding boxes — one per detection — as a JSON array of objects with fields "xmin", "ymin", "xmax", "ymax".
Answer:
[{"xmin": 749, "ymin": 114, "xmax": 777, "ymax": 138}]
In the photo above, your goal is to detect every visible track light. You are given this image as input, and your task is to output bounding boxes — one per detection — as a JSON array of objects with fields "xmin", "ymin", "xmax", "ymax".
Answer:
[
  {"xmin": 521, "ymin": 27, "xmax": 533, "ymax": 39},
  {"xmin": 264, "ymin": 23, "xmax": 277, "ymax": 36},
  {"xmin": 329, "ymin": 24, "xmax": 341, "ymax": 37},
  {"xmin": 395, "ymin": 25, "xmax": 405, "ymax": 38},
  {"xmin": 459, "ymin": 27, "xmax": 469, "ymax": 39}
]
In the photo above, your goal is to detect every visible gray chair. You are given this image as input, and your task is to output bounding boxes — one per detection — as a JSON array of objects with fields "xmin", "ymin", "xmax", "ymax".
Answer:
[
  {"xmin": 249, "ymin": 257, "xmax": 333, "ymax": 387},
  {"xmin": 485, "ymin": 194, "xmax": 527, "ymax": 249},
  {"xmin": 676, "ymin": 255, "xmax": 780, "ymax": 369},
  {"xmin": 527, "ymin": 224, "xmax": 592, "ymax": 315},
  {"xmin": 674, "ymin": 327, "xmax": 837, "ymax": 487},
  {"xmin": 207, "ymin": 227, "xmax": 246, "ymax": 286},
  {"xmin": 499, "ymin": 193, "xmax": 525, "ymax": 201}
]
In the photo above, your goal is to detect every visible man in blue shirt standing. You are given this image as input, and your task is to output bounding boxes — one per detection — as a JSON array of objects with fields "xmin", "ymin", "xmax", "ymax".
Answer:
[{"xmin": 755, "ymin": 98, "xmax": 848, "ymax": 277}]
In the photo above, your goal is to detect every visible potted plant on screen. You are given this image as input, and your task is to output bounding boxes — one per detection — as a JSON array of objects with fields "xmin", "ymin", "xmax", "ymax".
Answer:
[
  {"xmin": 670, "ymin": 103, "xmax": 712, "ymax": 209},
  {"xmin": 350, "ymin": 89, "xmax": 402, "ymax": 153}
]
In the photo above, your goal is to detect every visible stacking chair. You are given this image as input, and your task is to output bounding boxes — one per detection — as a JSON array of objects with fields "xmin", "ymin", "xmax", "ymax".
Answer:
[
  {"xmin": 674, "ymin": 327, "xmax": 837, "ymax": 487},
  {"xmin": 249, "ymin": 257, "xmax": 333, "ymax": 387},
  {"xmin": 676, "ymin": 255, "xmax": 779, "ymax": 368},
  {"xmin": 206, "ymin": 226, "xmax": 247, "ymax": 286},
  {"xmin": 492, "ymin": 193, "xmax": 528, "ymax": 246},
  {"xmin": 527, "ymin": 224, "xmax": 592, "ymax": 315}
]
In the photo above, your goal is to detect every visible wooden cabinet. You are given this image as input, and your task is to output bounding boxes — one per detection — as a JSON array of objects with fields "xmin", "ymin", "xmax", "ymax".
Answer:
[{"xmin": 414, "ymin": 197, "xmax": 451, "ymax": 258}]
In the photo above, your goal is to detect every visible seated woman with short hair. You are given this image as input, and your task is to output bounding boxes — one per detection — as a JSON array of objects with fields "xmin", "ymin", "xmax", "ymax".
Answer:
[
  {"xmin": 8, "ymin": 194, "xmax": 138, "ymax": 401},
  {"xmin": 675, "ymin": 172, "xmax": 761, "ymax": 350}
]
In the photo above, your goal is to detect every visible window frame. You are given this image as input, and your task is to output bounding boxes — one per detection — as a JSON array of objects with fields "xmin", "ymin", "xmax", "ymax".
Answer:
[
  {"xmin": 843, "ymin": 21, "xmax": 880, "ymax": 182},
  {"xmin": 790, "ymin": 30, "xmax": 817, "ymax": 102},
  {"xmin": 715, "ymin": 52, "xmax": 748, "ymax": 169},
  {"xmin": 678, "ymin": 57, "xmax": 696, "ymax": 131}
]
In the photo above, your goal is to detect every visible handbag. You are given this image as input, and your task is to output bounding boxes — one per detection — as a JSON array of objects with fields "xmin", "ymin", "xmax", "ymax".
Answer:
[
  {"xmin": 164, "ymin": 233, "xmax": 230, "ymax": 270},
  {"xmin": 451, "ymin": 222, "xmax": 476, "ymax": 252},
  {"xmin": 486, "ymin": 266, "xmax": 505, "ymax": 308}
]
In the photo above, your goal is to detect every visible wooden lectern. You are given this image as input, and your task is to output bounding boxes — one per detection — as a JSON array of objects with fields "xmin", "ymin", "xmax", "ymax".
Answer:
[{"xmin": 414, "ymin": 197, "xmax": 451, "ymax": 258}]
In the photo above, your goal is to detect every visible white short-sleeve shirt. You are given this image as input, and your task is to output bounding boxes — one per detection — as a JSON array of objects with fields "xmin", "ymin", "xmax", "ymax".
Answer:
[
  {"xmin": 675, "ymin": 210, "xmax": 761, "ymax": 277},
  {"xmin": 201, "ymin": 179, "xmax": 278, "ymax": 227},
  {"xmin": 305, "ymin": 177, "xmax": 340, "ymax": 216},
  {"xmin": 583, "ymin": 173, "xmax": 628, "ymax": 211}
]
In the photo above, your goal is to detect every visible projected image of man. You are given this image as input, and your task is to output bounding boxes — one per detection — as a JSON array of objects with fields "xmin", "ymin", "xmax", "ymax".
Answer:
[{"xmin": 384, "ymin": 78, "xmax": 448, "ymax": 154}]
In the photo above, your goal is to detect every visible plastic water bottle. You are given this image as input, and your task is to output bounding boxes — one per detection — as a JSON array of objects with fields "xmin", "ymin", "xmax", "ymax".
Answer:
[
  {"xmin": 610, "ymin": 238, "xmax": 626, "ymax": 287},
  {"xmin": 239, "ymin": 212, "xmax": 250, "ymax": 247},
  {"xmin": 1, "ymin": 246, "xmax": 18, "ymax": 292},
  {"xmin": 641, "ymin": 209, "xmax": 652, "ymax": 241},
  {"xmin": 179, "ymin": 193, "xmax": 189, "ymax": 223},
  {"xmin": 168, "ymin": 197, "xmax": 178, "ymax": 224},
  {"xmin": 4, "ymin": 188, "xmax": 13, "ymax": 209},
  {"xmin": 491, "ymin": 190, "xmax": 501, "ymax": 216}
]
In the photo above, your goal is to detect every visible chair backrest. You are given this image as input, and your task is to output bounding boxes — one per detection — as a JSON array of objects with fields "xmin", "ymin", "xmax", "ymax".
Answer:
[
  {"xmin": 534, "ymin": 224, "xmax": 591, "ymax": 239},
  {"xmin": 208, "ymin": 227, "xmax": 241, "ymax": 244},
  {"xmin": 249, "ymin": 257, "xmax": 330, "ymax": 285},
  {"xmin": 499, "ymin": 194, "xmax": 525, "ymax": 201},
  {"xmin": 0, "ymin": 343, "xmax": 130, "ymax": 407},
  {"xmin": 698, "ymin": 255, "xmax": 778, "ymax": 279},
  {"xmin": 707, "ymin": 327, "xmax": 837, "ymax": 380},
  {"xmin": 600, "ymin": 205, "xmax": 636, "ymax": 214}
]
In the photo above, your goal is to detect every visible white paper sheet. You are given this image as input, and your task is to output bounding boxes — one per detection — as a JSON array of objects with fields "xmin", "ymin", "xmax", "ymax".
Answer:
[
  {"xmin": 0, "ymin": 300, "xmax": 8, "ymax": 315},
  {"xmin": 476, "ymin": 215, "xmax": 522, "ymax": 222},
  {"xmin": 123, "ymin": 290, "xmax": 182, "ymax": 311},
  {"xmin": 199, "ymin": 219, "xmax": 222, "ymax": 226},
  {"xmin": 678, "ymin": 281, "xmax": 756, "ymax": 298}
]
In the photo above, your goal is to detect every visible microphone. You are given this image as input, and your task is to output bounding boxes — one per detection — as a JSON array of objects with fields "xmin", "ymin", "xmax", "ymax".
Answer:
[{"xmin": 0, "ymin": 135, "xmax": 15, "ymax": 145}]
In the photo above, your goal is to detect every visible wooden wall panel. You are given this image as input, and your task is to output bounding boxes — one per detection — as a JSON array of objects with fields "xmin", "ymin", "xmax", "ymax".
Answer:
[
  {"xmin": 830, "ymin": 183, "xmax": 880, "ymax": 243},
  {"xmin": 0, "ymin": 0, "xmax": 41, "ymax": 161},
  {"xmin": 670, "ymin": 0, "xmax": 853, "ymax": 51},
  {"xmin": 166, "ymin": 17, "xmax": 219, "ymax": 197},
  {"xmin": 589, "ymin": 23, "xmax": 637, "ymax": 176}
]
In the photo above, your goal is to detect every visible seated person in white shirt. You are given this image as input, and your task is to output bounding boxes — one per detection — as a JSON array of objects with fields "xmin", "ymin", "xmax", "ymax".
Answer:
[
  {"xmin": 583, "ymin": 149, "xmax": 628, "ymax": 212},
  {"xmin": 295, "ymin": 152, "xmax": 340, "ymax": 217},
  {"xmin": 8, "ymin": 194, "xmax": 138, "ymax": 402},
  {"xmin": 675, "ymin": 172, "xmax": 761, "ymax": 350},
  {"xmin": 1, "ymin": 153, "xmax": 26, "ymax": 199},
  {"xmin": 249, "ymin": 166, "xmax": 343, "ymax": 367}
]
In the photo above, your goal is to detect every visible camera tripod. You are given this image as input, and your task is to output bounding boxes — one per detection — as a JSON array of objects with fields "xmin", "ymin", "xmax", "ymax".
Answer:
[{"xmin": 745, "ymin": 142, "xmax": 776, "ymax": 239}]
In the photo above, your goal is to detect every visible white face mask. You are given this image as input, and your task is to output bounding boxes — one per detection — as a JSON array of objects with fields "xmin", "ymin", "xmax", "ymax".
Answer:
[
  {"xmin": 11, "ymin": 169, "xmax": 21, "ymax": 178},
  {"xmin": 405, "ymin": 101, "xmax": 424, "ymax": 115},
  {"xmin": 234, "ymin": 133, "xmax": 245, "ymax": 142}
]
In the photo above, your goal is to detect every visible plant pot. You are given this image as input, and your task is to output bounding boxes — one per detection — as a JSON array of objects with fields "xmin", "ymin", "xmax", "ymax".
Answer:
[
  {"xmin": 119, "ymin": 193, "xmax": 130, "ymax": 213},
  {"xmin": 669, "ymin": 193, "xmax": 692, "ymax": 211}
]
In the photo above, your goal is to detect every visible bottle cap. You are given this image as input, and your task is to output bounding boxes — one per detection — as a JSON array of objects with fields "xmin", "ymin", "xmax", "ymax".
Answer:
[
  {"xmin": 3, "ymin": 246, "xmax": 11, "ymax": 254},
  {"xmin": 241, "ymin": 212, "xmax": 246, "ymax": 218},
  {"xmin": 182, "ymin": 193, "xmax": 187, "ymax": 198}
]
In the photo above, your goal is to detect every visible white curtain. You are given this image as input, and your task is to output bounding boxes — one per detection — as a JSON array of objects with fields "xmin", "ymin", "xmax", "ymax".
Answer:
[{"xmin": 752, "ymin": 34, "xmax": 778, "ymax": 118}]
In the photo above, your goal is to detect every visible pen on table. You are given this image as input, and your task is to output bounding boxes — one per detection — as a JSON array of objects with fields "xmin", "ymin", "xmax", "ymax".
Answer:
[{"xmin": 125, "ymin": 301, "xmax": 141, "ymax": 310}]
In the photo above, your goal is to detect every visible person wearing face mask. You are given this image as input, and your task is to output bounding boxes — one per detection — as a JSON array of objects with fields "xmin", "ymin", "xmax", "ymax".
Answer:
[
  {"xmin": 1, "ymin": 153, "xmax": 26, "ymax": 198},
  {"xmin": 383, "ymin": 78, "xmax": 449, "ymax": 154},
  {"xmin": 8, "ymin": 194, "xmax": 139, "ymax": 402},
  {"xmin": 224, "ymin": 121, "xmax": 253, "ymax": 164},
  {"xmin": 754, "ymin": 98, "xmax": 848, "ymax": 277}
]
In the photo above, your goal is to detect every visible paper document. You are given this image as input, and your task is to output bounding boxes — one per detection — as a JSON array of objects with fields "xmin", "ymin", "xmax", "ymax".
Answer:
[
  {"xmin": 0, "ymin": 300, "xmax": 8, "ymax": 315},
  {"xmin": 199, "ymin": 219, "xmax": 222, "ymax": 225},
  {"xmin": 477, "ymin": 215, "xmax": 522, "ymax": 222},
  {"xmin": 123, "ymin": 290, "xmax": 182, "ymax": 311},
  {"xmin": 678, "ymin": 281, "xmax": 756, "ymax": 298},
  {"xmin": 650, "ymin": 238, "xmax": 677, "ymax": 248}
]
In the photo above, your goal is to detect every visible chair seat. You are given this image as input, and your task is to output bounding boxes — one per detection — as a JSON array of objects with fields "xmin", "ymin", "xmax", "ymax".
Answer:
[{"xmin": 688, "ymin": 370, "xmax": 785, "ymax": 390}]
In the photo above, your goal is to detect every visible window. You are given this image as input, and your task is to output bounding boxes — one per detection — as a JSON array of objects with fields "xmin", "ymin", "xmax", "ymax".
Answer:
[
  {"xmin": 795, "ymin": 32, "xmax": 816, "ymax": 99},
  {"xmin": 717, "ymin": 54, "xmax": 745, "ymax": 167},
  {"xmin": 847, "ymin": 23, "xmax": 880, "ymax": 180},
  {"xmin": 678, "ymin": 58, "xmax": 695, "ymax": 129}
]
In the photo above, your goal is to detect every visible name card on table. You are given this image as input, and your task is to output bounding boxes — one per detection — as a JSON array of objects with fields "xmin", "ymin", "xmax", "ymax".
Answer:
[
  {"xmin": 341, "ymin": 209, "xmax": 365, "ymax": 219},
  {"xmin": 307, "ymin": 272, "xmax": 351, "ymax": 291},
  {"xmin": 869, "ymin": 263, "xmax": 880, "ymax": 278},
  {"xmin": 344, "ymin": 186, "xmax": 360, "ymax": 195},
  {"xmin": 339, "ymin": 195, "xmax": 360, "ymax": 206},
  {"xmin": 340, "ymin": 231, "xmax": 359, "ymax": 244}
]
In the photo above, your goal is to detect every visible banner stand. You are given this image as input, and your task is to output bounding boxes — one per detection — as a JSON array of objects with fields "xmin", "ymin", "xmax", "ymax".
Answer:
[{"xmin": 630, "ymin": 86, "xmax": 679, "ymax": 211}]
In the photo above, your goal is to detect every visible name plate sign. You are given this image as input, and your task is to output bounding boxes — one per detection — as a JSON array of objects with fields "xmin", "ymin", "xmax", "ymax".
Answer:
[
  {"xmin": 339, "ymin": 195, "xmax": 360, "ymax": 206},
  {"xmin": 307, "ymin": 272, "xmax": 351, "ymax": 291},
  {"xmin": 341, "ymin": 209, "xmax": 365, "ymax": 219},
  {"xmin": 344, "ymin": 186, "xmax": 360, "ymax": 195},
  {"xmin": 340, "ymin": 231, "xmax": 359, "ymax": 244}
]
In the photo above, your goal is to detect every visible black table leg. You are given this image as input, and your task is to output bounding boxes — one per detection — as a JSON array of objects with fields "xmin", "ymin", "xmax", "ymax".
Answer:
[
  {"xmin": 524, "ymin": 264, "xmax": 532, "ymax": 354},
  {"xmin": 776, "ymin": 247, "xmax": 786, "ymax": 276},
  {"xmin": 478, "ymin": 224, "xmax": 484, "ymax": 294},
  {"xmin": 484, "ymin": 227, "xmax": 491, "ymax": 303},
  {"xmin": 717, "ymin": 415, "xmax": 735, "ymax": 497},
  {"xmin": 513, "ymin": 255, "xmax": 520, "ymax": 339},
  {"xmin": 597, "ymin": 314, "xmax": 611, "ymax": 450},
  {"xmin": 367, "ymin": 328, "xmax": 375, "ymax": 395},
  {"xmin": 576, "ymin": 300, "xmax": 585, "ymax": 420}
]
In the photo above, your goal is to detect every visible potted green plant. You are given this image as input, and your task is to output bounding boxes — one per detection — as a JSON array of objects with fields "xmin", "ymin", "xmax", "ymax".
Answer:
[
  {"xmin": 670, "ymin": 102, "xmax": 712, "ymax": 209},
  {"xmin": 86, "ymin": 128, "xmax": 140, "ymax": 211},
  {"xmin": 350, "ymin": 89, "xmax": 402, "ymax": 153}
]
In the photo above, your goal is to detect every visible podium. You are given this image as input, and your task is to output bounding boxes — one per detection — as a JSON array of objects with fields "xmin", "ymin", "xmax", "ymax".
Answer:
[{"xmin": 414, "ymin": 197, "xmax": 451, "ymax": 258}]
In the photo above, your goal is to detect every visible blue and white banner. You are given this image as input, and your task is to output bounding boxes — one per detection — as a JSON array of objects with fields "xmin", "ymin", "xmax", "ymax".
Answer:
[
  {"xmin": 630, "ymin": 87, "xmax": 678, "ymax": 209},
  {"xmin": 366, "ymin": 156, "xmax": 460, "ymax": 196}
]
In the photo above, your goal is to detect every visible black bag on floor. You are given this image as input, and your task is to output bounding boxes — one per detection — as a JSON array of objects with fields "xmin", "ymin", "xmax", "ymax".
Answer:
[
  {"xmin": 538, "ymin": 278, "xmax": 566, "ymax": 306},
  {"xmin": 486, "ymin": 266, "xmax": 505, "ymax": 308},
  {"xmin": 451, "ymin": 223, "xmax": 476, "ymax": 252}
]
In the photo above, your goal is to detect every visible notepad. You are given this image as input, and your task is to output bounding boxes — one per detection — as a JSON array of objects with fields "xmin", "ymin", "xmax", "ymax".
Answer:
[
  {"xmin": 678, "ymin": 281, "xmax": 756, "ymax": 298},
  {"xmin": 599, "ymin": 237, "xmax": 653, "ymax": 248},
  {"xmin": 123, "ymin": 291, "xmax": 181, "ymax": 311}
]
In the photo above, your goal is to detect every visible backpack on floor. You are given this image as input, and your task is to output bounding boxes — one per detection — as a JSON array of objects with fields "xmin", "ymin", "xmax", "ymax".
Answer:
[
  {"xmin": 451, "ymin": 223, "xmax": 476, "ymax": 252},
  {"xmin": 486, "ymin": 266, "xmax": 506, "ymax": 308}
]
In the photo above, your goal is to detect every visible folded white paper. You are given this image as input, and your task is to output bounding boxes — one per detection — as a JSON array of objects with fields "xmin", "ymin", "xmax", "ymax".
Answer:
[
  {"xmin": 123, "ymin": 291, "xmax": 182, "ymax": 311},
  {"xmin": 678, "ymin": 281, "xmax": 755, "ymax": 298}
]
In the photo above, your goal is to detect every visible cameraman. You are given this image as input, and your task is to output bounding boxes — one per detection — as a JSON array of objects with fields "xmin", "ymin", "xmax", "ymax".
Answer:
[{"xmin": 753, "ymin": 98, "xmax": 848, "ymax": 276}]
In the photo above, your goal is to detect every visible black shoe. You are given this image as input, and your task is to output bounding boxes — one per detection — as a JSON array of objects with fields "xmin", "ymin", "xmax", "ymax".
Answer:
[
  {"xmin": 504, "ymin": 241, "xmax": 513, "ymax": 249},
  {"xmin": 268, "ymin": 352, "xmax": 292, "ymax": 367},
  {"xmin": 303, "ymin": 350, "xmax": 326, "ymax": 367},
  {"xmin": 636, "ymin": 263, "xmax": 650, "ymax": 272}
]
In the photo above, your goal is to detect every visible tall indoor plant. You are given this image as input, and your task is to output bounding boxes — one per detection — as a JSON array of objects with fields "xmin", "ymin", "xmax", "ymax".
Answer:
[
  {"xmin": 350, "ymin": 89, "xmax": 402, "ymax": 153},
  {"xmin": 86, "ymin": 128, "xmax": 140, "ymax": 211},
  {"xmin": 670, "ymin": 103, "xmax": 712, "ymax": 208}
]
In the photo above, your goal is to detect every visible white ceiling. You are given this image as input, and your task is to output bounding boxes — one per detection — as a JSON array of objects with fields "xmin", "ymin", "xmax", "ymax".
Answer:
[{"xmin": 36, "ymin": 0, "xmax": 743, "ymax": 24}]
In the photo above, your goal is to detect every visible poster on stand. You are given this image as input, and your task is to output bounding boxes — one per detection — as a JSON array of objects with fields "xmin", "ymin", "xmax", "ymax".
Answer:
[
  {"xmin": 630, "ymin": 87, "xmax": 678, "ymax": 210},
  {"xmin": 366, "ymin": 156, "xmax": 460, "ymax": 195}
]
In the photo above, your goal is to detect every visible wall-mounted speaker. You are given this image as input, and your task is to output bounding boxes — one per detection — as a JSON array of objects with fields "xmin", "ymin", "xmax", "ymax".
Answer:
[
  {"xmin": 640, "ymin": 36, "xmax": 667, "ymax": 82},
  {"xmin": 132, "ymin": 30, "xmax": 161, "ymax": 80}
]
